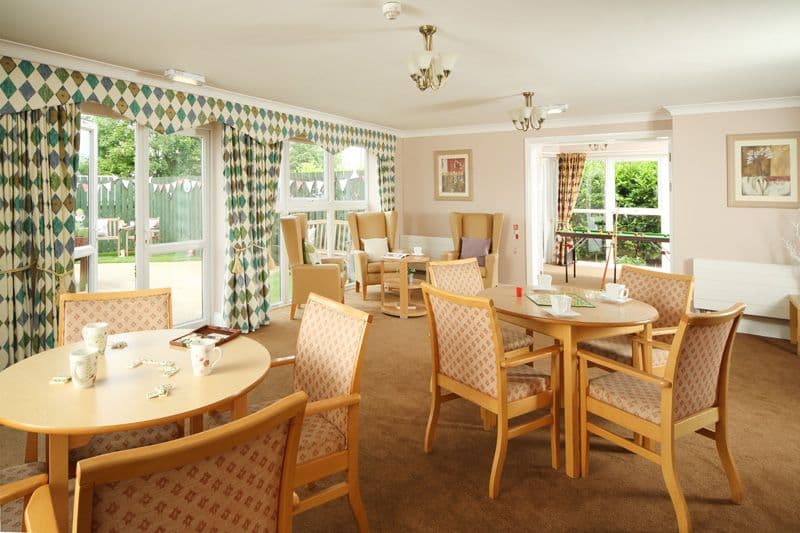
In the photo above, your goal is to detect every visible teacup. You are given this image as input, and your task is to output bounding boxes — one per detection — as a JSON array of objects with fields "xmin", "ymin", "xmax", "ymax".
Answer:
[
  {"xmin": 537, "ymin": 274, "xmax": 553, "ymax": 289},
  {"xmin": 82, "ymin": 322, "xmax": 109, "ymax": 355},
  {"xmin": 413, "ymin": 246, "xmax": 423, "ymax": 255},
  {"xmin": 190, "ymin": 338, "xmax": 223, "ymax": 376},
  {"xmin": 69, "ymin": 347, "xmax": 98, "ymax": 389},
  {"xmin": 605, "ymin": 283, "xmax": 630, "ymax": 301},
  {"xmin": 550, "ymin": 294, "xmax": 573, "ymax": 315}
]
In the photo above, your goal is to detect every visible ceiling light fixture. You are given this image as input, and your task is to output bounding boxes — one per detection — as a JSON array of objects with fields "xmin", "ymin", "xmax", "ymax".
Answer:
[
  {"xmin": 588, "ymin": 143, "xmax": 608, "ymax": 151},
  {"xmin": 510, "ymin": 92, "xmax": 567, "ymax": 132},
  {"xmin": 407, "ymin": 25, "xmax": 457, "ymax": 92},
  {"xmin": 164, "ymin": 68, "xmax": 206, "ymax": 86}
]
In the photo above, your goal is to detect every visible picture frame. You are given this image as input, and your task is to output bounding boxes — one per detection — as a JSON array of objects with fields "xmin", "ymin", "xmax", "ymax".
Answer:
[
  {"xmin": 727, "ymin": 132, "xmax": 800, "ymax": 208},
  {"xmin": 434, "ymin": 149, "xmax": 473, "ymax": 201}
]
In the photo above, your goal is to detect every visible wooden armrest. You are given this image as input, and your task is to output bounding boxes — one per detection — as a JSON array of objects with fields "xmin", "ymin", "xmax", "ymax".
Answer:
[
  {"xmin": 0, "ymin": 473, "xmax": 48, "ymax": 505},
  {"xmin": 652, "ymin": 327, "xmax": 678, "ymax": 337},
  {"xmin": 632, "ymin": 337, "xmax": 673, "ymax": 351},
  {"xmin": 501, "ymin": 345, "xmax": 559, "ymax": 368},
  {"xmin": 24, "ymin": 485, "xmax": 59, "ymax": 533},
  {"xmin": 305, "ymin": 394, "xmax": 361, "ymax": 416},
  {"xmin": 270, "ymin": 355, "xmax": 296, "ymax": 368},
  {"xmin": 577, "ymin": 349, "xmax": 672, "ymax": 388}
]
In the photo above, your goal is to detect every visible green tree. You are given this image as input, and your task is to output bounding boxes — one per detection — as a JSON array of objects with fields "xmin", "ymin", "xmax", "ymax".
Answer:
[
  {"xmin": 289, "ymin": 142, "xmax": 324, "ymax": 174},
  {"xmin": 96, "ymin": 117, "xmax": 135, "ymax": 177},
  {"xmin": 574, "ymin": 159, "xmax": 606, "ymax": 210},
  {"xmin": 149, "ymin": 132, "xmax": 202, "ymax": 177},
  {"xmin": 615, "ymin": 161, "xmax": 658, "ymax": 208}
]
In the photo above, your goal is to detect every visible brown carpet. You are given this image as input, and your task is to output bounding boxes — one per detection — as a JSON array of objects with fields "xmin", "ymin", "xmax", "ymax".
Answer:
[{"xmin": 2, "ymin": 287, "xmax": 799, "ymax": 532}]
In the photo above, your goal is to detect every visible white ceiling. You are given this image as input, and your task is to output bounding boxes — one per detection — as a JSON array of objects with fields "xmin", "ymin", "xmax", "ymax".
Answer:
[{"xmin": 1, "ymin": 0, "xmax": 798, "ymax": 130}]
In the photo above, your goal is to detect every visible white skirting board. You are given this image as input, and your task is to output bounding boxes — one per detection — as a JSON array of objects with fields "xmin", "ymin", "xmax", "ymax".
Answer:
[
  {"xmin": 693, "ymin": 258, "xmax": 797, "ymax": 340},
  {"xmin": 400, "ymin": 235, "xmax": 453, "ymax": 268}
]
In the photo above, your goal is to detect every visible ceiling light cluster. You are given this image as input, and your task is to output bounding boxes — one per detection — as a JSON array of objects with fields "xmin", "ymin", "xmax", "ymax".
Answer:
[
  {"xmin": 406, "ymin": 25, "xmax": 457, "ymax": 92},
  {"xmin": 510, "ymin": 92, "xmax": 568, "ymax": 132}
]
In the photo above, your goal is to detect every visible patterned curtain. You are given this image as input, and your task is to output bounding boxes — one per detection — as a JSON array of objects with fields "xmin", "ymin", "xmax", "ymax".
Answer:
[
  {"xmin": 0, "ymin": 104, "xmax": 79, "ymax": 369},
  {"xmin": 222, "ymin": 125, "xmax": 281, "ymax": 333},
  {"xmin": 377, "ymin": 155, "xmax": 396, "ymax": 211},
  {"xmin": 553, "ymin": 153, "xmax": 587, "ymax": 265}
]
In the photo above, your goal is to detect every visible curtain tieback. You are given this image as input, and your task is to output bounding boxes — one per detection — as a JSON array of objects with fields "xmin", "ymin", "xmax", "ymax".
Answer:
[
  {"xmin": 230, "ymin": 241, "xmax": 269, "ymax": 274},
  {"xmin": 0, "ymin": 262, "xmax": 74, "ymax": 299}
]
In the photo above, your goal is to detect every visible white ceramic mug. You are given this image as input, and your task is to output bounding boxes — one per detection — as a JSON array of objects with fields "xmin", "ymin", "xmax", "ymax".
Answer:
[
  {"xmin": 605, "ymin": 283, "xmax": 630, "ymax": 300},
  {"xmin": 413, "ymin": 246, "xmax": 423, "ymax": 255},
  {"xmin": 82, "ymin": 322, "xmax": 108, "ymax": 355},
  {"xmin": 550, "ymin": 294, "xmax": 573, "ymax": 315},
  {"xmin": 190, "ymin": 339, "xmax": 223, "ymax": 376},
  {"xmin": 537, "ymin": 273, "xmax": 553, "ymax": 289},
  {"xmin": 69, "ymin": 347, "xmax": 98, "ymax": 389}
]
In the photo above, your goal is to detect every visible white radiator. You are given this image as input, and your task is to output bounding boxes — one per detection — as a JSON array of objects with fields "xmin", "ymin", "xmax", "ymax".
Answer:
[
  {"xmin": 400, "ymin": 235, "xmax": 453, "ymax": 268},
  {"xmin": 693, "ymin": 258, "xmax": 798, "ymax": 339}
]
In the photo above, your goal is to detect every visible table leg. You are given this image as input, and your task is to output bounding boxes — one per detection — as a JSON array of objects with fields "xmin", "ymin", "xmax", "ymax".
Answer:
[
  {"xmin": 560, "ymin": 327, "xmax": 581, "ymax": 478},
  {"xmin": 48, "ymin": 434, "xmax": 70, "ymax": 532},
  {"xmin": 188, "ymin": 415, "xmax": 204, "ymax": 435},
  {"xmin": 399, "ymin": 265, "xmax": 409, "ymax": 319},
  {"xmin": 790, "ymin": 299, "xmax": 798, "ymax": 354},
  {"xmin": 231, "ymin": 395, "xmax": 249, "ymax": 420}
]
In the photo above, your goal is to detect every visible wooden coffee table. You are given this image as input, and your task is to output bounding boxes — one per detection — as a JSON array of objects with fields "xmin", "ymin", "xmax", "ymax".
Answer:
[{"xmin": 380, "ymin": 254, "xmax": 430, "ymax": 318}]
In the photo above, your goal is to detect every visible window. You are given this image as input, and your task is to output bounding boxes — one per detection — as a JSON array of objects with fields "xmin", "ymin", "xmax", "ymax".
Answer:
[
  {"xmin": 273, "ymin": 141, "xmax": 371, "ymax": 304},
  {"xmin": 571, "ymin": 156, "xmax": 670, "ymax": 268}
]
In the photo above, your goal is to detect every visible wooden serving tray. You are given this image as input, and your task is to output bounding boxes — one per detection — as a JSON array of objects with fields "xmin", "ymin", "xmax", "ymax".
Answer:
[{"xmin": 170, "ymin": 325, "xmax": 241, "ymax": 348}]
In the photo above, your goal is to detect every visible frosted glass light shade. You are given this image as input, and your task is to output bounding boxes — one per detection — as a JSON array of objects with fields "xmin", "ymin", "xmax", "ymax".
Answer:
[
  {"xmin": 415, "ymin": 51, "xmax": 433, "ymax": 70},
  {"xmin": 439, "ymin": 53, "xmax": 458, "ymax": 71}
]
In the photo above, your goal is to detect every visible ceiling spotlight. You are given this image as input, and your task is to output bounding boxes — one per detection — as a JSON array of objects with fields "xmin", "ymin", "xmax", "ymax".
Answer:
[
  {"xmin": 383, "ymin": 2, "xmax": 401, "ymax": 20},
  {"xmin": 164, "ymin": 68, "xmax": 206, "ymax": 86}
]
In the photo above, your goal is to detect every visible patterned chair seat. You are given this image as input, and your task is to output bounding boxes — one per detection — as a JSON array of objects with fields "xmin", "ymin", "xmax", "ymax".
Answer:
[
  {"xmin": 579, "ymin": 335, "xmax": 669, "ymax": 367},
  {"xmin": 588, "ymin": 371, "xmax": 661, "ymax": 424},
  {"xmin": 500, "ymin": 324, "xmax": 534, "ymax": 351},
  {"xmin": 1, "ymin": 462, "xmax": 46, "ymax": 532},
  {"xmin": 507, "ymin": 365, "xmax": 550, "ymax": 402},
  {"xmin": 69, "ymin": 423, "xmax": 183, "ymax": 463}
]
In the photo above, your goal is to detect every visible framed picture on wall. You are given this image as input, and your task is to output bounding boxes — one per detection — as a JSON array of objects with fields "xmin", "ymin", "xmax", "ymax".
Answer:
[
  {"xmin": 434, "ymin": 149, "xmax": 473, "ymax": 201},
  {"xmin": 727, "ymin": 132, "xmax": 800, "ymax": 208}
]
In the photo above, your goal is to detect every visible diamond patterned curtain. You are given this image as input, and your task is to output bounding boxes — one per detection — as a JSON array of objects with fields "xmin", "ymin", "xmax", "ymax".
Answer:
[
  {"xmin": 378, "ymin": 155, "xmax": 396, "ymax": 211},
  {"xmin": 0, "ymin": 104, "xmax": 79, "ymax": 369},
  {"xmin": 553, "ymin": 153, "xmax": 587, "ymax": 265},
  {"xmin": 222, "ymin": 125, "xmax": 280, "ymax": 332}
]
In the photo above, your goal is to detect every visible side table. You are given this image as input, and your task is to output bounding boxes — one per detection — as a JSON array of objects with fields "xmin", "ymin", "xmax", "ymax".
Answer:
[{"xmin": 380, "ymin": 254, "xmax": 430, "ymax": 318}]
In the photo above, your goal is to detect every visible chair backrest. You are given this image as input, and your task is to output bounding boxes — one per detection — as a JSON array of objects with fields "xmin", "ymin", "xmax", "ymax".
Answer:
[
  {"xmin": 70, "ymin": 391, "xmax": 307, "ymax": 533},
  {"xmin": 449, "ymin": 212, "xmax": 503, "ymax": 255},
  {"xmin": 58, "ymin": 288, "xmax": 172, "ymax": 345},
  {"xmin": 618, "ymin": 266, "xmax": 694, "ymax": 330},
  {"xmin": 421, "ymin": 283, "xmax": 504, "ymax": 400},
  {"xmin": 663, "ymin": 304, "xmax": 745, "ymax": 422},
  {"xmin": 428, "ymin": 258, "xmax": 484, "ymax": 297},
  {"xmin": 280, "ymin": 214, "xmax": 309, "ymax": 267},
  {"xmin": 293, "ymin": 293, "xmax": 372, "ymax": 435},
  {"xmin": 96, "ymin": 217, "xmax": 119, "ymax": 237},
  {"xmin": 348, "ymin": 211, "xmax": 397, "ymax": 252}
]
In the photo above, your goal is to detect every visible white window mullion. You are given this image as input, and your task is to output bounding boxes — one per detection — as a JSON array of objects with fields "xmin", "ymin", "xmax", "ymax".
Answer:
[{"xmin": 134, "ymin": 124, "xmax": 150, "ymax": 290}]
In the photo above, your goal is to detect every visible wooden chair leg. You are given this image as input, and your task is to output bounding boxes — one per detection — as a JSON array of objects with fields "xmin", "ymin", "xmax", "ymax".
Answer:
[
  {"xmin": 355, "ymin": 281, "xmax": 360, "ymax": 293},
  {"xmin": 24, "ymin": 432, "xmax": 38, "ymax": 462},
  {"xmin": 346, "ymin": 466, "xmax": 369, "ymax": 533},
  {"xmin": 714, "ymin": 419, "xmax": 743, "ymax": 504},
  {"xmin": 424, "ymin": 385, "xmax": 442, "ymax": 454},
  {"xmin": 290, "ymin": 304, "xmax": 298, "ymax": 320},
  {"xmin": 551, "ymin": 351, "xmax": 561, "ymax": 471},
  {"xmin": 480, "ymin": 408, "xmax": 496, "ymax": 431},
  {"xmin": 489, "ymin": 413, "xmax": 509, "ymax": 500},
  {"xmin": 661, "ymin": 436, "xmax": 691, "ymax": 533},
  {"xmin": 362, "ymin": 281, "xmax": 368, "ymax": 301}
]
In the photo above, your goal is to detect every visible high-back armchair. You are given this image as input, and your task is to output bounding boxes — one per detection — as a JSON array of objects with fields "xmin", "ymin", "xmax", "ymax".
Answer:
[
  {"xmin": 281, "ymin": 214, "xmax": 346, "ymax": 319},
  {"xmin": 445, "ymin": 212, "xmax": 503, "ymax": 288},
  {"xmin": 348, "ymin": 211, "xmax": 399, "ymax": 300}
]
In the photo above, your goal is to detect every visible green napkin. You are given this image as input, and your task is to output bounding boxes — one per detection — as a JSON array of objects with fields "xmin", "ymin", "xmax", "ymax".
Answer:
[{"xmin": 527, "ymin": 293, "xmax": 595, "ymax": 308}]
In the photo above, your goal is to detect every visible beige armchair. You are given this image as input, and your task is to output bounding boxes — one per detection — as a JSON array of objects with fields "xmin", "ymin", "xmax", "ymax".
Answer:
[
  {"xmin": 281, "ymin": 214, "xmax": 346, "ymax": 319},
  {"xmin": 348, "ymin": 210, "xmax": 399, "ymax": 300},
  {"xmin": 445, "ymin": 212, "xmax": 503, "ymax": 288}
]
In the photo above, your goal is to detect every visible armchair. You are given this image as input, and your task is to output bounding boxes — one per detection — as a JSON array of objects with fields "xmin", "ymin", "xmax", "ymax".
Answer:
[
  {"xmin": 281, "ymin": 214, "xmax": 346, "ymax": 319},
  {"xmin": 445, "ymin": 212, "xmax": 503, "ymax": 288},
  {"xmin": 348, "ymin": 210, "xmax": 399, "ymax": 300}
]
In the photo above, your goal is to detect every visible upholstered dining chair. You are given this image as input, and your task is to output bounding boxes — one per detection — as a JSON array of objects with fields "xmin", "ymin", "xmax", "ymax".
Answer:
[
  {"xmin": 421, "ymin": 283, "xmax": 560, "ymax": 499},
  {"xmin": 348, "ymin": 210, "xmax": 400, "ymax": 300},
  {"xmin": 445, "ymin": 212, "xmax": 503, "ymax": 288},
  {"xmin": 56, "ymin": 288, "xmax": 182, "ymax": 466},
  {"xmin": 281, "ymin": 213, "xmax": 346, "ymax": 319},
  {"xmin": 24, "ymin": 391, "xmax": 308, "ymax": 533},
  {"xmin": 578, "ymin": 266, "xmax": 694, "ymax": 372},
  {"xmin": 0, "ymin": 460, "xmax": 48, "ymax": 532},
  {"xmin": 208, "ymin": 293, "xmax": 373, "ymax": 531},
  {"xmin": 578, "ymin": 304, "xmax": 745, "ymax": 533}
]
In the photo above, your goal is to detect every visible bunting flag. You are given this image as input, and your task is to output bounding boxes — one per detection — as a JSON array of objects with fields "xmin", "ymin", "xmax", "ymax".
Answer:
[{"xmin": 337, "ymin": 179, "xmax": 348, "ymax": 190}]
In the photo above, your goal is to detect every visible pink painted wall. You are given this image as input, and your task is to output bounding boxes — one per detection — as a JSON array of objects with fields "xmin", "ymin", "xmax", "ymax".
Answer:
[
  {"xmin": 671, "ymin": 108, "xmax": 800, "ymax": 273},
  {"xmin": 398, "ymin": 120, "xmax": 672, "ymax": 285}
]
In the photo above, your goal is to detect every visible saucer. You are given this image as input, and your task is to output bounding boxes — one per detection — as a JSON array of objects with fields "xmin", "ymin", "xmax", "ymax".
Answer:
[
  {"xmin": 531, "ymin": 285, "xmax": 558, "ymax": 292},
  {"xmin": 600, "ymin": 293, "xmax": 631, "ymax": 304},
  {"xmin": 545, "ymin": 309, "xmax": 580, "ymax": 318}
]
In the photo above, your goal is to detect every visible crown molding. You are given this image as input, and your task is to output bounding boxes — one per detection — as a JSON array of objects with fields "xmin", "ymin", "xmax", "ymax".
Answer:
[
  {"xmin": 0, "ymin": 39, "xmax": 402, "ymax": 138},
  {"xmin": 399, "ymin": 110, "xmax": 671, "ymax": 138},
  {"xmin": 663, "ymin": 96, "xmax": 800, "ymax": 116}
]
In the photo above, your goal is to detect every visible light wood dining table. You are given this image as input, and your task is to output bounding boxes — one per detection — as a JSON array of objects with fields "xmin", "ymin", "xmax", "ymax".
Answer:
[
  {"xmin": 0, "ymin": 329, "xmax": 271, "ymax": 532},
  {"xmin": 479, "ymin": 286, "xmax": 659, "ymax": 479}
]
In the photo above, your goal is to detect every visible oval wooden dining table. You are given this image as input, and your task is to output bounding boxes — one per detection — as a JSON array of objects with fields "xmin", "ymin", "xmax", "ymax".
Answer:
[
  {"xmin": 0, "ymin": 329, "xmax": 271, "ymax": 532},
  {"xmin": 479, "ymin": 286, "xmax": 659, "ymax": 479}
]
